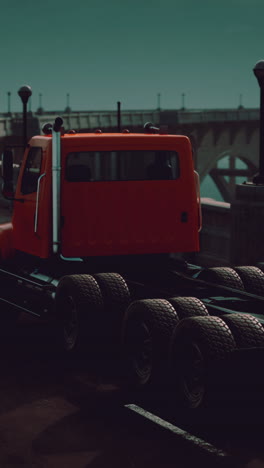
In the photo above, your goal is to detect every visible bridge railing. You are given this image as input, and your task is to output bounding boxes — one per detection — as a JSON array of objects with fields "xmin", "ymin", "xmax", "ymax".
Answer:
[{"xmin": 177, "ymin": 109, "xmax": 259, "ymax": 124}]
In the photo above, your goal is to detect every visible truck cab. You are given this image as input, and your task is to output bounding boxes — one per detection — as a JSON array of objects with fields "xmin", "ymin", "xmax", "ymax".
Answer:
[{"xmin": 3, "ymin": 120, "xmax": 201, "ymax": 262}]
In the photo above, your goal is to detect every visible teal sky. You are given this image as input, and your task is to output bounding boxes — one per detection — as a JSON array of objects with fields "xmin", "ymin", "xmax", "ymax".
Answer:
[{"xmin": 1, "ymin": 0, "xmax": 264, "ymax": 112}]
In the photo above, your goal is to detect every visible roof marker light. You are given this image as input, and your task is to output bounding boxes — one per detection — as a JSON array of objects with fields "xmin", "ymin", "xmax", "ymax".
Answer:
[{"xmin": 42, "ymin": 123, "xmax": 52, "ymax": 135}]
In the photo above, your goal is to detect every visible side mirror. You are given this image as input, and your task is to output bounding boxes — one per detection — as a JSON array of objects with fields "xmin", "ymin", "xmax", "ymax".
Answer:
[{"xmin": 2, "ymin": 149, "xmax": 14, "ymax": 199}]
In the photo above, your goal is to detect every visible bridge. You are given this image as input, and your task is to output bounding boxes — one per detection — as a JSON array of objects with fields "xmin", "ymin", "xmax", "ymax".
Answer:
[{"xmin": 0, "ymin": 107, "xmax": 259, "ymax": 203}]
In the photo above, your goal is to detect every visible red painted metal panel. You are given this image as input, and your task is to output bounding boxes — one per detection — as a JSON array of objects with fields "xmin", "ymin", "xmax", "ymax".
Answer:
[{"xmin": 60, "ymin": 134, "xmax": 199, "ymax": 257}]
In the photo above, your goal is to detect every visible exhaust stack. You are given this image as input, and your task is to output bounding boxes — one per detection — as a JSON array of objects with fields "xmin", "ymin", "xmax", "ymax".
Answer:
[{"xmin": 52, "ymin": 117, "xmax": 63, "ymax": 255}]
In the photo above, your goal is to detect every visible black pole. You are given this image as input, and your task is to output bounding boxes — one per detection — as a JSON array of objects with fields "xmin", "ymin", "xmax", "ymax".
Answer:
[
  {"xmin": 117, "ymin": 101, "xmax": 121, "ymax": 132},
  {"xmin": 253, "ymin": 61, "xmax": 264, "ymax": 184},
  {"xmin": 181, "ymin": 93, "xmax": 185, "ymax": 110},
  {"xmin": 18, "ymin": 85, "xmax": 32, "ymax": 149},
  {"xmin": 157, "ymin": 93, "xmax": 161, "ymax": 110},
  {"xmin": 7, "ymin": 92, "xmax": 11, "ymax": 114},
  {"xmin": 23, "ymin": 102, "xmax": 27, "ymax": 148}
]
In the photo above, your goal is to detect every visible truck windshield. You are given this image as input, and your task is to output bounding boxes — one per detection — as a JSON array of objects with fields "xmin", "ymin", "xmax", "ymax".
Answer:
[{"xmin": 66, "ymin": 150, "xmax": 179, "ymax": 182}]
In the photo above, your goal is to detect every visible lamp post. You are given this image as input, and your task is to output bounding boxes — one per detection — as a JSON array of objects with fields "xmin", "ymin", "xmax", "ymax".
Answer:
[
  {"xmin": 18, "ymin": 85, "xmax": 32, "ymax": 149},
  {"xmin": 157, "ymin": 93, "xmax": 161, "ymax": 111},
  {"xmin": 181, "ymin": 93, "xmax": 185, "ymax": 110},
  {"xmin": 238, "ymin": 93, "xmax": 244, "ymax": 110},
  {"xmin": 7, "ymin": 92, "xmax": 11, "ymax": 115},
  {"xmin": 117, "ymin": 101, "xmax": 121, "ymax": 132},
  {"xmin": 65, "ymin": 93, "xmax": 71, "ymax": 113},
  {"xmin": 37, "ymin": 93, "xmax": 44, "ymax": 114},
  {"xmin": 253, "ymin": 61, "xmax": 264, "ymax": 184}
]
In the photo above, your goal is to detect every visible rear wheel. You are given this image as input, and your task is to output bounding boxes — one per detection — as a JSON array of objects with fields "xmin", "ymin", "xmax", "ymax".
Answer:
[
  {"xmin": 221, "ymin": 313, "xmax": 264, "ymax": 348},
  {"xmin": 170, "ymin": 316, "xmax": 236, "ymax": 409},
  {"xmin": 234, "ymin": 266, "xmax": 264, "ymax": 296},
  {"xmin": 93, "ymin": 272, "xmax": 130, "ymax": 339},
  {"xmin": 168, "ymin": 297, "xmax": 209, "ymax": 320},
  {"xmin": 93, "ymin": 272, "xmax": 131, "ymax": 370},
  {"xmin": 122, "ymin": 299, "xmax": 179, "ymax": 389},
  {"xmin": 198, "ymin": 267, "xmax": 244, "ymax": 290}
]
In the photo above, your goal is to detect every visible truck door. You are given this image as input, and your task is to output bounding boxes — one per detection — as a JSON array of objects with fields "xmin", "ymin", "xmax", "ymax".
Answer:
[{"xmin": 12, "ymin": 146, "xmax": 48, "ymax": 257}]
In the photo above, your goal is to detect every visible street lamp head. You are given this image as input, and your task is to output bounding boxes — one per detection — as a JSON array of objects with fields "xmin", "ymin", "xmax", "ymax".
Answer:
[
  {"xmin": 253, "ymin": 61, "xmax": 264, "ymax": 86},
  {"xmin": 18, "ymin": 85, "xmax": 32, "ymax": 104}
]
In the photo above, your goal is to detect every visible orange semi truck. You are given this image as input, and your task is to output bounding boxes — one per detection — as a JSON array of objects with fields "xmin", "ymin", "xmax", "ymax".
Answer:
[{"xmin": 1, "ymin": 117, "xmax": 264, "ymax": 411}]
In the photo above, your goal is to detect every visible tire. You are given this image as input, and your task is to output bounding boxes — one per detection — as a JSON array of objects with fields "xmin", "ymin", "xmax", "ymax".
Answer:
[
  {"xmin": 55, "ymin": 274, "xmax": 103, "ymax": 354},
  {"xmin": 257, "ymin": 262, "xmax": 264, "ymax": 273},
  {"xmin": 170, "ymin": 316, "xmax": 236, "ymax": 409},
  {"xmin": 234, "ymin": 266, "xmax": 264, "ymax": 296},
  {"xmin": 168, "ymin": 297, "xmax": 209, "ymax": 320},
  {"xmin": 122, "ymin": 299, "xmax": 179, "ymax": 388},
  {"xmin": 93, "ymin": 273, "xmax": 131, "ymax": 371},
  {"xmin": 198, "ymin": 267, "xmax": 244, "ymax": 290},
  {"xmin": 221, "ymin": 313, "xmax": 264, "ymax": 348},
  {"xmin": 93, "ymin": 272, "xmax": 131, "ymax": 339}
]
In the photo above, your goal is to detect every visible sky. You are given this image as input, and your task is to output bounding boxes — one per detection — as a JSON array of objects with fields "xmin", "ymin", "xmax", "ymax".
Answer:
[{"xmin": 1, "ymin": 0, "xmax": 264, "ymax": 112}]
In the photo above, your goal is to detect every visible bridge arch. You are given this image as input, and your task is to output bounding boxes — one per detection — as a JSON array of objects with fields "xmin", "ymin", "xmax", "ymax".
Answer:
[{"xmin": 200, "ymin": 150, "xmax": 257, "ymax": 202}]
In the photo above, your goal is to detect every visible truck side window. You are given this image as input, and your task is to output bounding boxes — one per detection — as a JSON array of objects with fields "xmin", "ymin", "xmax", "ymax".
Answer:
[{"xmin": 21, "ymin": 147, "xmax": 42, "ymax": 195}]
